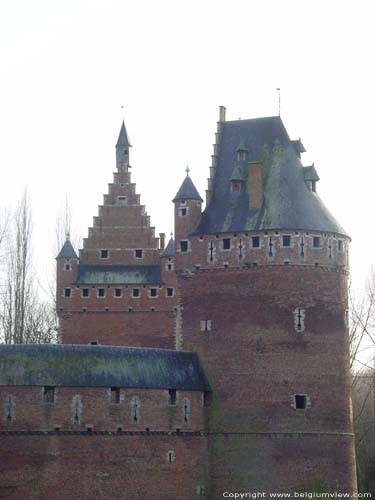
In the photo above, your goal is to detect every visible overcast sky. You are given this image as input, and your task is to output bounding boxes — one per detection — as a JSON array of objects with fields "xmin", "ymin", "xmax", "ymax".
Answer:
[{"xmin": 0, "ymin": 0, "xmax": 374, "ymax": 293}]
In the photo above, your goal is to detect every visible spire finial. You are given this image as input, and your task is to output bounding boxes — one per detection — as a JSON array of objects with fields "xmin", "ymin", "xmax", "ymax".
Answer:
[
  {"xmin": 121, "ymin": 105, "xmax": 124, "ymax": 120},
  {"xmin": 170, "ymin": 231, "xmax": 173, "ymax": 238},
  {"xmin": 185, "ymin": 166, "xmax": 190, "ymax": 176},
  {"xmin": 276, "ymin": 88, "xmax": 281, "ymax": 116},
  {"xmin": 66, "ymin": 231, "xmax": 70, "ymax": 242}
]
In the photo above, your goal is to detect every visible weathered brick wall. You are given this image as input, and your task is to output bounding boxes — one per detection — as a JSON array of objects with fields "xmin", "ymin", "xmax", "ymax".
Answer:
[
  {"xmin": 0, "ymin": 433, "xmax": 209, "ymax": 500},
  {"xmin": 1, "ymin": 387, "xmax": 205, "ymax": 432},
  {"xmin": 179, "ymin": 264, "xmax": 357, "ymax": 493}
]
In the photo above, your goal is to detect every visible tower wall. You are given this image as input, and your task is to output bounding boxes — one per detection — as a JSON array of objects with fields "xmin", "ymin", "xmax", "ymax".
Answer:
[{"xmin": 179, "ymin": 260, "xmax": 357, "ymax": 494}]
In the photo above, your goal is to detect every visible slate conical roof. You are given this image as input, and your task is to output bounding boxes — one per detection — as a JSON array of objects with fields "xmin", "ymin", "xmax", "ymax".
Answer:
[
  {"xmin": 195, "ymin": 116, "xmax": 347, "ymax": 236},
  {"xmin": 173, "ymin": 174, "xmax": 203, "ymax": 202},
  {"xmin": 161, "ymin": 237, "xmax": 174, "ymax": 258},
  {"xmin": 116, "ymin": 120, "xmax": 132, "ymax": 148},
  {"xmin": 56, "ymin": 239, "xmax": 78, "ymax": 260}
]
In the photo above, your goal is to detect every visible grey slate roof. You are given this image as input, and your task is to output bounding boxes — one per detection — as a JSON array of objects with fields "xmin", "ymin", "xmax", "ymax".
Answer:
[
  {"xmin": 195, "ymin": 116, "xmax": 348, "ymax": 236},
  {"xmin": 0, "ymin": 344, "xmax": 211, "ymax": 391},
  {"xmin": 173, "ymin": 175, "xmax": 203, "ymax": 202},
  {"xmin": 161, "ymin": 238, "xmax": 174, "ymax": 258},
  {"xmin": 303, "ymin": 164, "xmax": 320, "ymax": 182},
  {"xmin": 56, "ymin": 240, "xmax": 78, "ymax": 260},
  {"xmin": 76, "ymin": 265, "xmax": 162, "ymax": 285},
  {"xmin": 116, "ymin": 120, "xmax": 132, "ymax": 148}
]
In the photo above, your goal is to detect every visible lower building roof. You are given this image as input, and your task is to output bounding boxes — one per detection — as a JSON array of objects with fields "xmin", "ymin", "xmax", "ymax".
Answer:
[
  {"xmin": 0, "ymin": 344, "xmax": 211, "ymax": 391},
  {"xmin": 76, "ymin": 264, "xmax": 162, "ymax": 285}
]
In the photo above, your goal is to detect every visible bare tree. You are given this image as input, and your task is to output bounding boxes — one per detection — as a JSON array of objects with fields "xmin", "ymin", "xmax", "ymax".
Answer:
[{"xmin": 0, "ymin": 191, "xmax": 58, "ymax": 344}]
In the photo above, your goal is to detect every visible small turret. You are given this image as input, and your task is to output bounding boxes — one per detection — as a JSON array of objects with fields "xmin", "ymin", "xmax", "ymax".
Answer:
[
  {"xmin": 56, "ymin": 234, "xmax": 79, "ymax": 313},
  {"xmin": 116, "ymin": 121, "xmax": 132, "ymax": 171},
  {"xmin": 173, "ymin": 167, "xmax": 202, "ymax": 270}
]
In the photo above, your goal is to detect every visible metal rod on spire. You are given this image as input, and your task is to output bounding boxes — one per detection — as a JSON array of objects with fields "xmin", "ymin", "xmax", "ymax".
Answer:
[
  {"xmin": 186, "ymin": 166, "xmax": 190, "ymax": 176},
  {"xmin": 121, "ymin": 105, "xmax": 124, "ymax": 120},
  {"xmin": 276, "ymin": 88, "xmax": 281, "ymax": 116}
]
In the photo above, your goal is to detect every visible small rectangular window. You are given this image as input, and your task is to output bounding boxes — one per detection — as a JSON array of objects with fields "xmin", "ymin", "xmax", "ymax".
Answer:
[
  {"xmin": 203, "ymin": 391, "xmax": 212, "ymax": 407},
  {"xmin": 223, "ymin": 238, "xmax": 231, "ymax": 250},
  {"xmin": 282, "ymin": 235, "xmax": 291, "ymax": 247},
  {"xmin": 132, "ymin": 288, "xmax": 140, "ymax": 298},
  {"xmin": 64, "ymin": 263, "xmax": 71, "ymax": 271},
  {"xmin": 82, "ymin": 288, "xmax": 89, "ymax": 298},
  {"xmin": 117, "ymin": 196, "xmax": 127, "ymax": 205},
  {"xmin": 166, "ymin": 287, "xmax": 174, "ymax": 297},
  {"xmin": 111, "ymin": 387, "xmax": 120, "ymax": 404},
  {"xmin": 338, "ymin": 240, "xmax": 343, "ymax": 252},
  {"xmin": 167, "ymin": 389, "xmax": 177, "ymax": 406},
  {"xmin": 179, "ymin": 207, "xmax": 188, "ymax": 217},
  {"xmin": 149, "ymin": 288, "xmax": 158, "ymax": 298},
  {"xmin": 166, "ymin": 263, "xmax": 173, "ymax": 271},
  {"xmin": 313, "ymin": 236, "xmax": 320, "ymax": 248},
  {"xmin": 97, "ymin": 288, "xmax": 105, "ymax": 298},
  {"xmin": 180, "ymin": 241, "xmax": 189, "ymax": 252},
  {"xmin": 64, "ymin": 288, "xmax": 71, "ymax": 298},
  {"xmin": 100, "ymin": 249, "xmax": 109, "ymax": 259},
  {"xmin": 43, "ymin": 386, "xmax": 55, "ymax": 403},
  {"xmin": 252, "ymin": 236, "xmax": 260, "ymax": 248},
  {"xmin": 114, "ymin": 288, "xmax": 122, "ymax": 298},
  {"xmin": 135, "ymin": 249, "xmax": 143, "ymax": 259},
  {"xmin": 295, "ymin": 394, "xmax": 307, "ymax": 409},
  {"xmin": 200, "ymin": 320, "xmax": 212, "ymax": 332}
]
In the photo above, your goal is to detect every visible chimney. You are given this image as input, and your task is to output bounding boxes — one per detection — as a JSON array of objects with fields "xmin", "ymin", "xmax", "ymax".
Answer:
[
  {"xmin": 248, "ymin": 162, "xmax": 263, "ymax": 209},
  {"xmin": 219, "ymin": 106, "xmax": 226, "ymax": 122},
  {"xmin": 159, "ymin": 233, "xmax": 166, "ymax": 250}
]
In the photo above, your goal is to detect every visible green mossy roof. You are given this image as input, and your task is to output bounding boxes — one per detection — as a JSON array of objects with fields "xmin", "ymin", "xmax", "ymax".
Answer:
[{"xmin": 0, "ymin": 344, "xmax": 211, "ymax": 391}]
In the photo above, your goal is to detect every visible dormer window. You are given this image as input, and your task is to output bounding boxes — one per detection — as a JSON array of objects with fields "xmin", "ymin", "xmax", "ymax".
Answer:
[
  {"xmin": 231, "ymin": 181, "xmax": 242, "ymax": 193},
  {"xmin": 237, "ymin": 149, "xmax": 248, "ymax": 161}
]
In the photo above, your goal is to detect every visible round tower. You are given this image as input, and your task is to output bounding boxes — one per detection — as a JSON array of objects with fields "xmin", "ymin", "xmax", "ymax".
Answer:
[{"xmin": 179, "ymin": 113, "xmax": 357, "ymax": 495}]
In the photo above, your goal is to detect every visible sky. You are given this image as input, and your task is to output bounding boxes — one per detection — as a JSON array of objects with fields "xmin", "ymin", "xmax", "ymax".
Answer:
[{"xmin": 0, "ymin": 0, "xmax": 374, "ymax": 295}]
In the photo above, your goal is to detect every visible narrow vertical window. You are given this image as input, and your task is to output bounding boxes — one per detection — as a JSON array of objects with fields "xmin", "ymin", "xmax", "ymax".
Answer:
[
  {"xmin": 43, "ymin": 386, "xmax": 55, "ymax": 403},
  {"xmin": 200, "ymin": 320, "xmax": 212, "ymax": 332},
  {"xmin": 293, "ymin": 308, "xmax": 305, "ymax": 333},
  {"xmin": 167, "ymin": 389, "xmax": 177, "ymax": 406},
  {"xmin": 111, "ymin": 387, "xmax": 120, "ymax": 404},
  {"xmin": 180, "ymin": 241, "xmax": 189, "ymax": 253},
  {"xmin": 313, "ymin": 236, "xmax": 320, "ymax": 248},
  {"xmin": 222, "ymin": 238, "xmax": 231, "ymax": 250},
  {"xmin": 131, "ymin": 396, "xmax": 140, "ymax": 424},
  {"xmin": 252, "ymin": 236, "xmax": 260, "ymax": 248},
  {"xmin": 183, "ymin": 398, "xmax": 190, "ymax": 425}
]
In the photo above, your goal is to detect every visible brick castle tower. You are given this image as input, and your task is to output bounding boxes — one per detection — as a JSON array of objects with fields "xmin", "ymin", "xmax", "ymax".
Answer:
[{"xmin": 0, "ymin": 107, "xmax": 357, "ymax": 498}]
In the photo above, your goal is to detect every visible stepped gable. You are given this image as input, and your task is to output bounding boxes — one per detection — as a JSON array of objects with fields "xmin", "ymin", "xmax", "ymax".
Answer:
[
  {"xmin": 0, "ymin": 344, "xmax": 210, "ymax": 391},
  {"xmin": 79, "ymin": 121, "xmax": 160, "ymax": 266},
  {"xmin": 196, "ymin": 116, "xmax": 347, "ymax": 236}
]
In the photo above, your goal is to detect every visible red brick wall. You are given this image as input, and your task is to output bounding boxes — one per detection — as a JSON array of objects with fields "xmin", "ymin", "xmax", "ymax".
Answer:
[
  {"xmin": 179, "ymin": 265, "xmax": 357, "ymax": 493},
  {"xmin": 0, "ymin": 387, "xmax": 205, "ymax": 432},
  {"xmin": 0, "ymin": 433, "xmax": 209, "ymax": 500}
]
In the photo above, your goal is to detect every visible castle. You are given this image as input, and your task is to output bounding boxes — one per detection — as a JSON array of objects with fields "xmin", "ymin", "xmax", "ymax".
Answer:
[{"xmin": 0, "ymin": 107, "xmax": 357, "ymax": 499}]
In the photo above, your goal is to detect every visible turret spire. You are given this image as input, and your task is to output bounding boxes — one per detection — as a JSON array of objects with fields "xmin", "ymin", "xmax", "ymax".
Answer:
[{"xmin": 116, "ymin": 120, "xmax": 132, "ymax": 171}]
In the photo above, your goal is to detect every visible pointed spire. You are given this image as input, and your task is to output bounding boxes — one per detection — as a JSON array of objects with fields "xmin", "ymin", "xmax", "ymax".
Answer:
[
  {"xmin": 162, "ymin": 237, "xmax": 175, "ymax": 258},
  {"xmin": 173, "ymin": 169, "xmax": 203, "ymax": 202},
  {"xmin": 56, "ymin": 236, "xmax": 78, "ymax": 260},
  {"xmin": 116, "ymin": 120, "xmax": 132, "ymax": 170}
]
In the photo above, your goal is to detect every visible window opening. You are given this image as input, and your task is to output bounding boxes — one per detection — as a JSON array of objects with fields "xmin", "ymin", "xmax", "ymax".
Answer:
[
  {"xmin": 149, "ymin": 288, "xmax": 157, "ymax": 298},
  {"xmin": 97, "ymin": 288, "xmax": 105, "ymax": 298},
  {"xmin": 167, "ymin": 451, "xmax": 175, "ymax": 462},
  {"xmin": 252, "ymin": 236, "xmax": 260, "ymax": 248},
  {"xmin": 313, "ymin": 236, "xmax": 320, "ymax": 248},
  {"xmin": 282, "ymin": 235, "xmax": 291, "ymax": 247},
  {"xmin": 300, "ymin": 237, "xmax": 305, "ymax": 257},
  {"xmin": 179, "ymin": 207, "xmax": 187, "ymax": 217},
  {"xmin": 293, "ymin": 307, "xmax": 305, "ymax": 333},
  {"xmin": 223, "ymin": 238, "xmax": 231, "ymax": 250},
  {"xmin": 295, "ymin": 394, "xmax": 307, "ymax": 409},
  {"xmin": 167, "ymin": 287, "xmax": 174, "ymax": 297},
  {"xmin": 82, "ymin": 288, "xmax": 89, "ymax": 298},
  {"xmin": 168, "ymin": 389, "xmax": 177, "ymax": 406},
  {"xmin": 183, "ymin": 399, "xmax": 190, "ymax": 424},
  {"xmin": 268, "ymin": 237, "xmax": 273, "ymax": 257},
  {"xmin": 111, "ymin": 387, "xmax": 120, "ymax": 404},
  {"xmin": 200, "ymin": 320, "xmax": 212, "ymax": 332},
  {"xmin": 114, "ymin": 288, "xmax": 122, "ymax": 298},
  {"xmin": 131, "ymin": 396, "xmax": 140, "ymax": 424},
  {"xmin": 338, "ymin": 240, "xmax": 343, "ymax": 252},
  {"xmin": 180, "ymin": 241, "xmax": 188, "ymax": 253},
  {"xmin": 64, "ymin": 288, "xmax": 71, "ymax": 298},
  {"xmin": 135, "ymin": 249, "xmax": 143, "ymax": 259},
  {"xmin": 209, "ymin": 240, "xmax": 214, "ymax": 261},
  {"xmin": 100, "ymin": 249, "xmax": 109, "ymax": 259},
  {"xmin": 43, "ymin": 386, "xmax": 55, "ymax": 403},
  {"xmin": 132, "ymin": 288, "xmax": 140, "ymax": 298},
  {"xmin": 238, "ymin": 239, "xmax": 243, "ymax": 260},
  {"xmin": 64, "ymin": 263, "xmax": 71, "ymax": 271},
  {"xmin": 328, "ymin": 239, "xmax": 332, "ymax": 259}
]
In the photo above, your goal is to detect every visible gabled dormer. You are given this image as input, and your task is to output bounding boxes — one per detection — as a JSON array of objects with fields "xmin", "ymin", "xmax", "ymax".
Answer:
[{"xmin": 303, "ymin": 163, "xmax": 320, "ymax": 192}]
